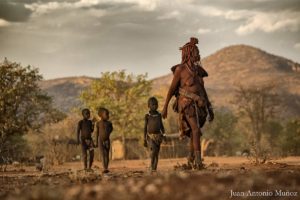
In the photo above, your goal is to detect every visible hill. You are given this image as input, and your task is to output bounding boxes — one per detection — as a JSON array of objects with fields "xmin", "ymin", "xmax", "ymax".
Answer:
[
  {"xmin": 153, "ymin": 44, "xmax": 300, "ymax": 117},
  {"xmin": 39, "ymin": 76, "xmax": 95, "ymax": 112},
  {"xmin": 40, "ymin": 45, "xmax": 300, "ymax": 117}
]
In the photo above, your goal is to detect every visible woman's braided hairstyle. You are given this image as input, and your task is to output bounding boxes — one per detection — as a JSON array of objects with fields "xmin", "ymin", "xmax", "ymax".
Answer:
[{"xmin": 180, "ymin": 37, "xmax": 201, "ymax": 65}]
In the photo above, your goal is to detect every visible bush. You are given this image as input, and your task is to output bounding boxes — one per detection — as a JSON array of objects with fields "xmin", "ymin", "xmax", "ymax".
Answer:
[{"xmin": 25, "ymin": 115, "xmax": 82, "ymax": 166}]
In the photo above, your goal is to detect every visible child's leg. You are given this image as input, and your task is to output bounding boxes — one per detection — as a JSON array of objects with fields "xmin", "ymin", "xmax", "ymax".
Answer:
[
  {"xmin": 103, "ymin": 140, "xmax": 110, "ymax": 170},
  {"xmin": 150, "ymin": 140, "xmax": 155, "ymax": 171},
  {"xmin": 81, "ymin": 144, "xmax": 88, "ymax": 169},
  {"xmin": 88, "ymin": 149, "xmax": 94, "ymax": 169},
  {"xmin": 153, "ymin": 143, "xmax": 161, "ymax": 170},
  {"xmin": 99, "ymin": 142, "xmax": 105, "ymax": 170},
  {"xmin": 150, "ymin": 140, "xmax": 160, "ymax": 171}
]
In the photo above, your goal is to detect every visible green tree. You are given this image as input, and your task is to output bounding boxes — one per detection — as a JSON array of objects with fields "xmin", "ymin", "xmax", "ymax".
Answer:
[
  {"xmin": 80, "ymin": 71, "xmax": 152, "ymax": 146},
  {"xmin": 279, "ymin": 119, "xmax": 300, "ymax": 156},
  {"xmin": 0, "ymin": 58, "xmax": 65, "ymax": 165}
]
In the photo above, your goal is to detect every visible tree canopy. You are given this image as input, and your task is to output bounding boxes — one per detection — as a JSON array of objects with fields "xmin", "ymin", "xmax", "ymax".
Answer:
[
  {"xmin": 80, "ymin": 71, "xmax": 152, "ymax": 140},
  {"xmin": 0, "ymin": 58, "xmax": 65, "ymax": 163}
]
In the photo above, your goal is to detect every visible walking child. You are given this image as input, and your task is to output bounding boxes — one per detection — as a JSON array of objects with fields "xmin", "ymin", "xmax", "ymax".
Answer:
[
  {"xmin": 77, "ymin": 108, "xmax": 95, "ymax": 171},
  {"xmin": 144, "ymin": 97, "xmax": 166, "ymax": 172},
  {"xmin": 96, "ymin": 107, "xmax": 113, "ymax": 173}
]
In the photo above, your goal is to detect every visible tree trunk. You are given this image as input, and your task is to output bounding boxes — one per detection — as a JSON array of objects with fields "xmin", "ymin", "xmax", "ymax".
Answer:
[{"xmin": 121, "ymin": 131, "xmax": 126, "ymax": 160}]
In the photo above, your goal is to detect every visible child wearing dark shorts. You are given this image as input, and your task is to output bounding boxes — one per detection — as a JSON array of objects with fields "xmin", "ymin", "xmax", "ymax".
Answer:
[
  {"xmin": 96, "ymin": 107, "xmax": 113, "ymax": 173},
  {"xmin": 144, "ymin": 97, "xmax": 166, "ymax": 172},
  {"xmin": 77, "ymin": 108, "xmax": 95, "ymax": 171}
]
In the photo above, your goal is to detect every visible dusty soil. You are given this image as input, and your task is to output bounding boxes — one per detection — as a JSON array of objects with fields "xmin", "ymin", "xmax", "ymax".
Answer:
[{"xmin": 1, "ymin": 157, "xmax": 300, "ymax": 200}]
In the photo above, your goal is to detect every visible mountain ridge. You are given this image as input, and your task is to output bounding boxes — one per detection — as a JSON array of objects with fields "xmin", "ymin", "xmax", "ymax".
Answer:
[{"xmin": 40, "ymin": 44, "xmax": 300, "ymax": 116}]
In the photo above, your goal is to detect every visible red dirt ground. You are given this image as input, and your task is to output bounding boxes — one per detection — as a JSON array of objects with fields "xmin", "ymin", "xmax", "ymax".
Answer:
[{"xmin": 1, "ymin": 157, "xmax": 300, "ymax": 200}]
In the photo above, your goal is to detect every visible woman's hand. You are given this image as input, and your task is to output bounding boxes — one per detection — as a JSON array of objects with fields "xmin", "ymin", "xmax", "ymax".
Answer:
[
  {"xmin": 143, "ymin": 139, "xmax": 148, "ymax": 148},
  {"xmin": 162, "ymin": 106, "xmax": 168, "ymax": 119}
]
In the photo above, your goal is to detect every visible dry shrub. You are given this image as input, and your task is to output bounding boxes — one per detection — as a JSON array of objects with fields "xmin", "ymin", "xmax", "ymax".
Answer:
[
  {"xmin": 25, "ymin": 115, "xmax": 81, "ymax": 166},
  {"xmin": 68, "ymin": 169, "xmax": 100, "ymax": 183},
  {"xmin": 248, "ymin": 135, "xmax": 273, "ymax": 164}
]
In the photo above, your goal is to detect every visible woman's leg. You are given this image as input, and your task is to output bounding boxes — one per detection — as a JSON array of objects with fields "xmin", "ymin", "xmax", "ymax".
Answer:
[
  {"xmin": 186, "ymin": 116, "xmax": 203, "ymax": 169},
  {"xmin": 187, "ymin": 138, "xmax": 195, "ymax": 168},
  {"xmin": 186, "ymin": 116, "xmax": 201, "ymax": 151}
]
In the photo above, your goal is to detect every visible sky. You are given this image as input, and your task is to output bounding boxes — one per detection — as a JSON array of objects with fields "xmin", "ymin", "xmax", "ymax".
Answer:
[{"xmin": 0, "ymin": 0, "xmax": 300, "ymax": 80}]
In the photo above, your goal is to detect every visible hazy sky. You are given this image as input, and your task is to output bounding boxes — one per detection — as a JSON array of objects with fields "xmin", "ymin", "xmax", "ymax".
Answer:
[{"xmin": 0, "ymin": 0, "xmax": 299, "ymax": 79}]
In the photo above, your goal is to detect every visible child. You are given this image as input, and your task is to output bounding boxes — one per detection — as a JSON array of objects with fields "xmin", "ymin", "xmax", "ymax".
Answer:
[
  {"xmin": 144, "ymin": 97, "xmax": 166, "ymax": 172},
  {"xmin": 96, "ymin": 107, "xmax": 113, "ymax": 174},
  {"xmin": 77, "ymin": 108, "xmax": 95, "ymax": 171}
]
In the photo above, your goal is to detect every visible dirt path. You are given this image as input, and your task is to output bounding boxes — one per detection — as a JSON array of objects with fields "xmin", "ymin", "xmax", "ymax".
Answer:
[{"xmin": 1, "ymin": 157, "xmax": 300, "ymax": 200}]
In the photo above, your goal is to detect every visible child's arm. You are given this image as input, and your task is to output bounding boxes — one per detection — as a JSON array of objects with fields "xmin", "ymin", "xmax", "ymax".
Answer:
[
  {"xmin": 95, "ymin": 122, "xmax": 99, "ymax": 147},
  {"xmin": 143, "ymin": 114, "xmax": 148, "ymax": 147},
  {"xmin": 91, "ymin": 119, "xmax": 95, "ymax": 133},
  {"xmin": 108, "ymin": 121, "xmax": 113, "ymax": 135},
  {"xmin": 77, "ymin": 121, "xmax": 81, "ymax": 145}
]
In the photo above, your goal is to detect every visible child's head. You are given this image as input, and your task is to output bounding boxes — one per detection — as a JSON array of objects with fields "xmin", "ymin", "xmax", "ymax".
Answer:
[
  {"xmin": 148, "ymin": 97, "xmax": 158, "ymax": 111},
  {"xmin": 98, "ymin": 107, "xmax": 109, "ymax": 120},
  {"xmin": 82, "ymin": 108, "xmax": 90, "ymax": 119}
]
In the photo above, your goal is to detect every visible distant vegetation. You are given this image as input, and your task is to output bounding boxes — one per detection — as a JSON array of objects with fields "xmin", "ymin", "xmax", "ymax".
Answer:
[
  {"xmin": 203, "ymin": 108, "xmax": 243, "ymax": 156},
  {"xmin": 202, "ymin": 82, "xmax": 300, "ymax": 160}
]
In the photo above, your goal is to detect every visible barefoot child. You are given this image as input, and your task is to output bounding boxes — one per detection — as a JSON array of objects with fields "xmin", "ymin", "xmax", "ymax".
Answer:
[
  {"xmin": 77, "ymin": 108, "xmax": 95, "ymax": 171},
  {"xmin": 96, "ymin": 107, "xmax": 113, "ymax": 173},
  {"xmin": 144, "ymin": 97, "xmax": 166, "ymax": 172}
]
